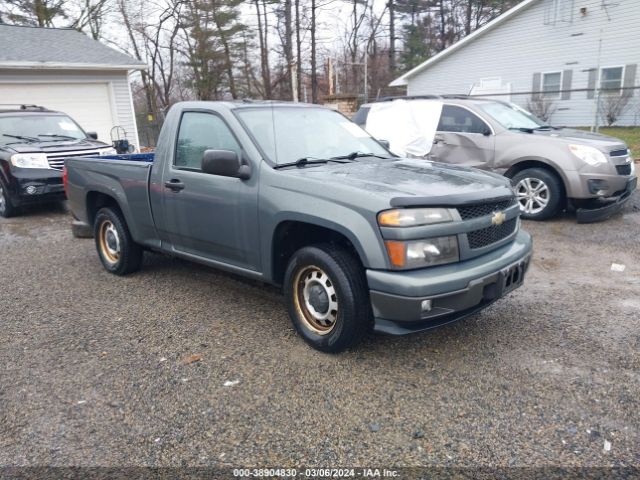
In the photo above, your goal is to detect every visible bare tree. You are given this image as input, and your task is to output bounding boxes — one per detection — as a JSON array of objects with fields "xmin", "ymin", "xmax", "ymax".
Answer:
[
  {"xmin": 600, "ymin": 93, "xmax": 630, "ymax": 127},
  {"xmin": 527, "ymin": 96, "xmax": 557, "ymax": 122}
]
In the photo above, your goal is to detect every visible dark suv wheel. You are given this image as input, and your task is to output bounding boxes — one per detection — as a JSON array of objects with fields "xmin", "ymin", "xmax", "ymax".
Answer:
[
  {"xmin": 512, "ymin": 168, "xmax": 563, "ymax": 220},
  {"xmin": 284, "ymin": 244, "xmax": 371, "ymax": 353},
  {"xmin": 0, "ymin": 182, "xmax": 16, "ymax": 218}
]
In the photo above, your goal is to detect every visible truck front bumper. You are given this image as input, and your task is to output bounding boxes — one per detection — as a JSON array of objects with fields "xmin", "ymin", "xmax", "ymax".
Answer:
[{"xmin": 367, "ymin": 230, "xmax": 533, "ymax": 335}]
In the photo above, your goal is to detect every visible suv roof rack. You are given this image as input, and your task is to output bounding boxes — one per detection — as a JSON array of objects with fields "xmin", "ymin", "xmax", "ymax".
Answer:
[{"xmin": 0, "ymin": 104, "xmax": 49, "ymax": 112}]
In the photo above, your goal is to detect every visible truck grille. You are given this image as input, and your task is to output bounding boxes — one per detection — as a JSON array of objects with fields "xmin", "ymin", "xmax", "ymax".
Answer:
[
  {"xmin": 615, "ymin": 164, "xmax": 632, "ymax": 175},
  {"xmin": 46, "ymin": 149, "xmax": 103, "ymax": 170},
  {"xmin": 457, "ymin": 197, "xmax": 516, "ymax": 220},
  {"xmin": 467, "ymin": 218, "xmax": 518, "ymax": 249}
]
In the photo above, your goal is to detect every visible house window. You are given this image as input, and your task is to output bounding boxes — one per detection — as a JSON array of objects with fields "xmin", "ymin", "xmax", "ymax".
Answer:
[
  {"xmin": 542, "ymin": 72, "xmax": 562, "ymax": 98},
  {"xmin": 600, "ymin": 67, "xmax": 624, "ymax": 94}
]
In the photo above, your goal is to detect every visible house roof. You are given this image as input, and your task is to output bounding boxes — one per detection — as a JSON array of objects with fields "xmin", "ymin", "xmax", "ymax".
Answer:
[
  {"xmin": 0, "ymin": 25, "xmax": 147, "ymax": 71},
  {"xmin": 389, "ymin": 0, "xmax": 538, "ymax": 87}
]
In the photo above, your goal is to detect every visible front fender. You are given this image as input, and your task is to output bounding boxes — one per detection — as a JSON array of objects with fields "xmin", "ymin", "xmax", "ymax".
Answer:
[{"xmin": 260, "ymin": 195, "xmax": 389, "ymax": 283}]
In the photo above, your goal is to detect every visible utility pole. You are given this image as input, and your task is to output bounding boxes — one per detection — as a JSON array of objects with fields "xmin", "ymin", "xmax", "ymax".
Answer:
[{"xmin": 388, "ymin": 0, "xmax": 396, "ymax": 74}]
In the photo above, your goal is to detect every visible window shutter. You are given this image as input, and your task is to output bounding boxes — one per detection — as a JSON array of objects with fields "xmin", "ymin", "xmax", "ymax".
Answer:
[
  {"xmin": 622, "ymin": 64, "xmax": 637, "ymax": 98},
  {"xmin": 561, "ymin": 70, "xmax": 572, "ymax": 100},
  {"xmin": 587, "ymin": 69, "xmax": 597, "ymax": 99},
  {"xmin": 531, "ymin": 73, "xmax": 541, "ymax": 99}
]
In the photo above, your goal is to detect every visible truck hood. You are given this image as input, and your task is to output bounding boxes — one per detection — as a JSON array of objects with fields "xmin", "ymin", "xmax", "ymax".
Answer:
[
  {"xmin": 2, "ymin": 138, "xmax": 111, "ymax": 154},
  {"xmin": 281, "ymin": 158, "xmax": 513, "ymax": 207},
  {"xmin": 528, "ymin": 128, "xmax": 627, "ymax": 152}
]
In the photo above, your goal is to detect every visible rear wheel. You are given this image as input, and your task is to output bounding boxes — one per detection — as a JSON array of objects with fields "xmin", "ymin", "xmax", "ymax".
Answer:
[
  {"xmin": 94, "ymin": 207, "xmax": 143, "ymax": 275},
  {"xmin": 284, "ymin": 244, "xmax": 371, "ymax": 353},
  {"xmin": 511, "ymin": 168, "xmax": 563, "ymax": 220},
  {"xmin": 0, "ymin": 183, "xmax": 17, "ymax": 218}
]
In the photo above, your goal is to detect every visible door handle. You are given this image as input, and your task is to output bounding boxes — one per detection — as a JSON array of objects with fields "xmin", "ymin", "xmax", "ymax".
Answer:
[
  {"xmin": 164, "ymin": 179, "xmax": 185, "ymax": 191},
  {"xmin": 433, "ymin": 135, "xmax": 446, "ymax": 145}
]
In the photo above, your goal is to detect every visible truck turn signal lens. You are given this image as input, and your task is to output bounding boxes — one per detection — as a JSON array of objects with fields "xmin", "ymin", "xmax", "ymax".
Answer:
[{"xmin": 384, "ymin": 241, "xmax": 406, "ymax": 268}]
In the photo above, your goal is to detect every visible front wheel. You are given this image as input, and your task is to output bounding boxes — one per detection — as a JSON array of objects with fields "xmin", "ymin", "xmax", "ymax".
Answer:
[
  {"xmin": 511, "ymin": 168, "xmax": 563, "ymax": 220},
  {"xmin": 284, "ymin": 244, "xmax": 371, "ymax": 353},
  {"xmin": 0, "ymin": 183, "xmax": 17, "ymax": 218},
  {"xmin": 94, "ymin": 207, "xmax": 143, "ymax": 275}
]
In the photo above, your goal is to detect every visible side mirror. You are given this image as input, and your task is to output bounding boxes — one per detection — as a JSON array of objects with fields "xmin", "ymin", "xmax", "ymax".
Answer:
[
  {"xmin": 87, "ymin": 132, "xmax": 98, "ymax": 140},
  {"xmin": 482, "ymin": 128, "xmax": 492, "ymax": 137},
  {"xmin": 202, "ymin": 149, "xmax": 250, "ymax": 180},
  {"xmin": 378, "ymin": 139, "xmax": 391, "ymax": 149}
]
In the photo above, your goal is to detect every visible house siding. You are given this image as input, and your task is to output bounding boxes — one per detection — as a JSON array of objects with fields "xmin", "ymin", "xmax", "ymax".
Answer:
[
  {"xmin": 0, "ymin": 69, "xmax": 140, "ymax": 146},
  {"xmin": 405, "ymin": 0, "xmax": 640, "ymax": 127}
]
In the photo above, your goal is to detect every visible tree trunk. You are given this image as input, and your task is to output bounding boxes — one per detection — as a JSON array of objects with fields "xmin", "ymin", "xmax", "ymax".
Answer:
[
  {"xmin": 311, "ymin": 0, "xmax": 318, "ymax": 103},
  {"xmin": 388, "ymin": 0, "xmax": 396, "ymax": 74},
  {"xmin": 284, "ymin": 0, "xmax": 294, "ymax": 100},
  {"xmin": 295, "ymin": 0, "xmax": 302, "ymax": 102}
]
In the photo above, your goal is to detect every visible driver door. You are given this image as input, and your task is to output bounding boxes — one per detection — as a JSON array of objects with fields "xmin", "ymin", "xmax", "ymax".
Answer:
[
  {"xmin": 429, "ymin": 104, "xmax": 495, "ymax": 170},
  {"xmin": 160, "ymin": 110, "xmax": 260, "ymax": 271}
]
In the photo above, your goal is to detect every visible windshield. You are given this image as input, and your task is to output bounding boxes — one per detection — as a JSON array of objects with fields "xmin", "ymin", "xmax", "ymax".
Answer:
[
  {"xmin": 478, "ymin": 102, "xmax": 546, "ymax": 130},
  {"xmin": 235, "ymin": 106, "xmax": 389, "ymax": 165},
  {"xmin": 0, "ymin": 114, "xmax": 87, "ymax": 144}
]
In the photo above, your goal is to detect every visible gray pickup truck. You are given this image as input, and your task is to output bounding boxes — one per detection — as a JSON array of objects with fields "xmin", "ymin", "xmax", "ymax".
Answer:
[{"xmin": 65, "ymin": 101, "xmax": 532, "ymax": 352}]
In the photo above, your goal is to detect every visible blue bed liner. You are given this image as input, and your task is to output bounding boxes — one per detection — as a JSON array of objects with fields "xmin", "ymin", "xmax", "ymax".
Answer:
[{"xmin": 87, "ymin": 153, "xmax": 155, "ymax": 162}]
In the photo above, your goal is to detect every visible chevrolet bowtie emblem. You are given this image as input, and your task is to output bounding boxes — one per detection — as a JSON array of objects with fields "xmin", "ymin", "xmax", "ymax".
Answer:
[{"xmin": 491, "ymin": 211, "xmax": 506, "ymax": 226}]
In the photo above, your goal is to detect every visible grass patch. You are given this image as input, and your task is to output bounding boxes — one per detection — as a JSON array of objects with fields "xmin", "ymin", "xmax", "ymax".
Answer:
[{"xmin": 578, "ymin": 127, "xmax": 640, "ymax": 158}]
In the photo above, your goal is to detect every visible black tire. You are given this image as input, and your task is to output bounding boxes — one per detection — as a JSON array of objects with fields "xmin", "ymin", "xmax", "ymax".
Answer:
[
  {"xmin": 283, "ymin": 244, "xmax": 372, "ymax": 353},
  {"xmin": 0, "ymin": 181, "xmax": 17, "ymax": 218},
  {"xmin": 93, "ymin": 207, "xmax": 143, "ymax": 275},
  {"xmin": 511, "ymin": 168, "xmax": 563, "ymax": 220}
]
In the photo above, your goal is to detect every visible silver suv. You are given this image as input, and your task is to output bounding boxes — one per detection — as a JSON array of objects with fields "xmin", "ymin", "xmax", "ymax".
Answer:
[{"xmin": 354, "ymin": 97, "xmax": 637, "ymax": 222}]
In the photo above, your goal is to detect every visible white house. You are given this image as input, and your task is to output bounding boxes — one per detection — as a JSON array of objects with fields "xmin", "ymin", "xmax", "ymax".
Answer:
[
  {"xmin": 0, "ymin": 25, "xmax": 146, "ymax": 147},
  {"xmin": 390, "ymin": 0, "xmax": 640, "ymax": 127}
]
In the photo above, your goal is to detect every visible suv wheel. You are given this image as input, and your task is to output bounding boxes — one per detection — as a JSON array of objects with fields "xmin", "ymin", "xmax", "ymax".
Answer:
[
  {"xmin": 284, "ymin": 244, "xmax": 371, "ymax": 353},
  {"xmin": 94, "ymin": 207, "xmax": 143, "ymax": 275},
  {"xmin": 512, "ymin": 168, "xmax": 563, "ymax": 220},
  {"xmin": 0, "ymin": 183, "xmax": 16, "ymax": 218}
]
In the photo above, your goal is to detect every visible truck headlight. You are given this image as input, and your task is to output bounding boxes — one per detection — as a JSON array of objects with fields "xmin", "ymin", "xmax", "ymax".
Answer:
[
  {"xmin": 378, "ymin": 208, "xmax": 453, "ymax": 227},
  {"xmin": 385, "ymin": 236, "xmax": 459, "ymax": 269},
  {"xmin": 568, "ymin": 144, "xmax": 607, "ymax": 166},
  {"xmin": 99, "ymin": 147, "xmax": 117, "ymax": 155},
  {"xmin": 10, "ymin": 153, "xmax": 50, "ymax": 169}
]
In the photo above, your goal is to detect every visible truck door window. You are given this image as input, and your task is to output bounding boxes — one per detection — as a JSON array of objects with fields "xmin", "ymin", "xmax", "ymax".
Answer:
[
  {"xmin": 175, "ymin": 112, "xmax": 242, "ymax": 170},
  {"xmin": 437, "ymin": 105, "xmax": 489, "ymax": 134}
]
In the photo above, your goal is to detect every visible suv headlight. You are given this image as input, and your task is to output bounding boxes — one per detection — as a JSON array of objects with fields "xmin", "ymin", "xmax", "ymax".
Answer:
[
  {"xmin": 385, "ymin": 236, "xmax": 459, "ymax": 269},
  {"xmin": 378, "ymin": 208, "xmax": 453, "ymax": 227},
  {"xmin": 10, "ymin": 153, "xmax": 50, "ymax": 169},
  {"xmin": 569, "ymin": 144, "xmax": 607, "ymax": 166}
]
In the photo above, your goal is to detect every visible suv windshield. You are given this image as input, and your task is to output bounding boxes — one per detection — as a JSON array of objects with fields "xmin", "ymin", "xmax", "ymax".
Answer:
[
  {"xmin": 236, "ymin": 106, "xmax": 389, "ymax": 165},
  {"xmin": 478, "ymin": 102, "xmax": 546, "ymax": 130},
  {"xmin": 0, "ymin": 114, "xmax": 87, "ymax": 145}
]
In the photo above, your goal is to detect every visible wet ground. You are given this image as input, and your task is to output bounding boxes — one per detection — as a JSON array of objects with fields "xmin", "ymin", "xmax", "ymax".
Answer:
[{"xmin": 0, "ymin": 196, "xmax": 638, "ymax": 469}]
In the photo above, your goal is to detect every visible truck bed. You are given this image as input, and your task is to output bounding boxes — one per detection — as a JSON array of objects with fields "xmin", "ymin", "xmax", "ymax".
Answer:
[{"xmin": 65, "ymin": 153, "xmax": 158, "ymax": 247}]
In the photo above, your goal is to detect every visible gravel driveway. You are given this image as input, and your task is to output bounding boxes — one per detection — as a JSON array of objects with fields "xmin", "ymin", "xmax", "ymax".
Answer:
[{"xmin": 0, "ymin": 196, "xmax": 638, "ymax": 469}]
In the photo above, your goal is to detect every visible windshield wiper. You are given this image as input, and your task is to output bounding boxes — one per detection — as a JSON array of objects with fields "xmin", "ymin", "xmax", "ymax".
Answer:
[
  {"xmin": 38, "ymin": 134, "xmax": 78, "ymax": 140},
  {"xmin": 533, "ymin": 125, "xmax": 553, "ymax": 131},
  {"xmin": 273, "ymin": 156, "xmax": 358, "ymax": 169},
  {"xmin": 2, "ymin": 133, "xmax": 39, "ymax": 142},
  {"xmin": 508, "ymin": 127, "xmax": 534, "ymax": 134},
  {"xmin": 330, "ymin": 152, "xmax": 388, "ymax": 161}
]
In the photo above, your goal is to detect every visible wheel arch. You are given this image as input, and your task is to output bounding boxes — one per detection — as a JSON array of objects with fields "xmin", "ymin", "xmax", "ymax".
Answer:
[
  {"xmin": 504, "ymin": 158, "xmax": 568, "ymax": 199},
  {"xmin": 270, "ymin": 219, "xmax": 369, "ymax": 287}
]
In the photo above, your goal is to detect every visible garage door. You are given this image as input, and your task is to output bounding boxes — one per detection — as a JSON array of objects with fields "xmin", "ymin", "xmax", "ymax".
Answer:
[{"xmin": 0, "ymin": 83, "xmax": 116, "ymax": 143}]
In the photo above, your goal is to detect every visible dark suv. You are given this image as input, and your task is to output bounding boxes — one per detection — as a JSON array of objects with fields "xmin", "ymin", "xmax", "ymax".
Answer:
[{"xmin": 0, "ymin": 105, "xmax": 115, "ymax": 217}]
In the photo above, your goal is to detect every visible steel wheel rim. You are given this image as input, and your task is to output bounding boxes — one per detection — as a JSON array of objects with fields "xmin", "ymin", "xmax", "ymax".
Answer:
[
  {"xmin": 0, "ymin": 186, "xmax": 5, "ymax": 215},
  {"xmin": 293, "ymin": 265, "xmax": 339, "ymax": 335},
  {"xmin": 515, "ymin": 177, "xmax": 549, "ymax": 214},
  {"xmin": 98, "ymin": 220, "xmax": 121, "ymax": 264}
]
